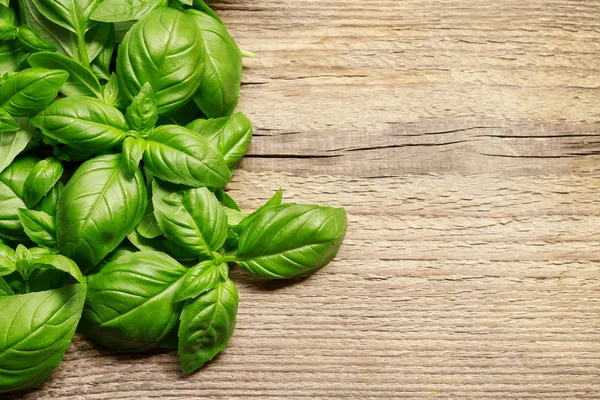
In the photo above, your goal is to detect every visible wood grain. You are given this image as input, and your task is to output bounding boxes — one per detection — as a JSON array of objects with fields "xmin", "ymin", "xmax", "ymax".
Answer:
[{"xmin": 11, "ymin": 0, "xmax": 600, "ymax": 399}]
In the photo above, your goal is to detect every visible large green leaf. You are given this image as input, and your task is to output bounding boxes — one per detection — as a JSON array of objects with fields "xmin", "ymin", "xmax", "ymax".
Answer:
[
  {"xmin": 91, "ymin": 0, "xmax": 167, "ymax": 22},
  {"xmin": 31, "ymin": 96, "xmax": 128, "ymax": 153},
  {"xmin": 0, "ymin": 284, "xmax": 86, "ymax": 393},
  {"xmin": 236, "ymin": 204, "xmax": 347, "ymax": 278},
  {"xmin": 178, "ymin": 278, "xmax": 238, "ymax": 373},
  {"xmin": 0, "ymin": 118, "xmax": 35, "ymax": 173},
  {"xmin": 152, "ymin": 179, "xmax": 228, "ymax": 257},
  {"xmin": 80, "ymin": 251, "xmax": 187, "ymax": 351},
  {"xmin": 187, "ymin": 10, "xmax": 241, "ymax": 118},
  {"xmin": 28, "ymin": 52, "xmax": 102, "ymax": 98},
  {"xmin": 32, "ymin": 0, "xmax": 101, "ymax": 36},
  {"xmin": 57, "ymin": 154, "xmax": 146, "ymax": 271},
  {"xmin": 116, "ymin": 8, "xmax": 205, "ymax": 114},
  {"xmin": 187, "ymin": 112, "xmax": 253, "ymax": 169},
  {"xmin": 143, "ymin": 125, "xmax": 229, "ymax": 187}
]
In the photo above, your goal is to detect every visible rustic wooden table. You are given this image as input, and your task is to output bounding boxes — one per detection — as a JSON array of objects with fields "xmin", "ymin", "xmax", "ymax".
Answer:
[{"xmin": 12, "ymin": 0, "xmax": 600, "ymax": 399}]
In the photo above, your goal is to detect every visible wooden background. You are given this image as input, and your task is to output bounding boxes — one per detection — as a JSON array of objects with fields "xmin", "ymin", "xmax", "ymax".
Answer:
[{"xmin": 11, "ymin": 0, "xmax": 600, "ymax": 398}]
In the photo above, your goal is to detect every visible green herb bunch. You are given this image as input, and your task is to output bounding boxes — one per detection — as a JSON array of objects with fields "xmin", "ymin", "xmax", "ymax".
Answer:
[{"xmin": 0, "ymin": 0, "xmax": 347, "ymax": 393}]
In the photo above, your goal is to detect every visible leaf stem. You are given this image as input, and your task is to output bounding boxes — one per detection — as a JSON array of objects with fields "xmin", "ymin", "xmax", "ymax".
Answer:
[
  {"xmin": 76, "ymin": 34, "xmax": 90, "ymax": 68},
  {"xmin": 240, "ymin": 49, "xmax": 256, "ymax": 59},
  {"xmin": 24, "ymin": 280, "xmax": 30, "ymax": 294},
  {"xmin": 223, "ymin": 256, "xmax": 238, "ymax": 263}
]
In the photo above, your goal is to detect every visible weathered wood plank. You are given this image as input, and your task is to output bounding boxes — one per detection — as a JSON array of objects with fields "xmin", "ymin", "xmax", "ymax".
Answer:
[{"xmin": 11, "ymin": 171, "xmax": 600, "ymax": 399}]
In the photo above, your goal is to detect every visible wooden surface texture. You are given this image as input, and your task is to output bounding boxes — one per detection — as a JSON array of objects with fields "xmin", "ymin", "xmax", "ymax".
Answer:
[{"xmin": 12, "ymin": 0, "xmax": 600, "ymax": 398}]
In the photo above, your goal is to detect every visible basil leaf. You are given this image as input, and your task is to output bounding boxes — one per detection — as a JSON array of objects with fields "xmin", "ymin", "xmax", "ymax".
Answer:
[
  {"xmin": 35, "ymin": 181, "xmax": 63, "ymax": 217},
  {"xmin": 0, "ymin": 108, "xmax": 18, "ymax": 132},
  {"xmin": 187, "ymin": 10, "xmax": 241, "ymax": 118},
  {"xmin": 127, "ymin": 229, "xmax": 198, "ymax": 260},
  {"xmin": 0, "ymin": 243, "xmax": 15, "ymax": 276},
  {"xmin": 90, "ymin": 24, "xmax": 115, "ymax": 80},
  {"xmin": 23, "ymin": 157, "xmax": 64, "ymax": 208},
  {"xmin": 116, "ymin": 8, "xmax": 205, "ymax": 115},
  {"xmin": 31, "ymin": 254, "xmax": 84, "ymax": 284},
  {"xmin": 178, "ymin": 277, "xmax": 238, "ymax": 374},
  {"xmin": 32, "ymin": 0, "xmax": 101, "ymax": 35},
  {"xmin": 0, "ymin": 5, "xmax": 17, "ymax": 27},
  {"xmin": 191, "ymin": 0, "xmax": 223, "ymax": 25},
  {"xmin": 136, "ymin": 200, "xmax": 162, "ymax": 239},
  {"xmin": 57, "ymin": 154, "xmax": 146, "ymax": 271},
  {"xmin": 31, "ymin": 96, "xmax": 129, "ymax": 153},
  {"xmin": 102, "ymin": 73, "xmax": 122, "ymax": 107},
  {"xmin": 122, "ymin": 136, "xmax": 146, "ymax": 177},
  {"xmin": 0, "ymin": 40, "xmax": 27, "ymax": 74},
  {"xmin": 17, "ymin": 24, "xmax": 57, "ymax": 52},
  {"xmin": 0, "ymin": 68, "xmax": 69, "ymax": 117},
  {"xmin": 0, "ymin": 118, "xmax": 35, "ymax": 173},
  {"xmin": 85, "ymin": 22, "xmax": 113, "ymax": 63},
  {"xmin": 18, "ymin": 209, "xmax": 57, "ymax": 248},
  {"xmin": 0, "ymin": 284, "xmax": 86, "ymax": 393},
  {"xmin": 126, "ymin": 82, "xmax": 158, "ymax": 133},
  {"xmin": 28, "ymin": 52, "xmax": 102, "ymax": 98},
  {"xmin": 91, "ymin": 0, "xmax": 167, "ymax": 23},
  {"xmin": 22, "ymin": 0, "xmax": 75, "ymax": 58},
  {"xmin": 175, "ymin": 260, "xmax": 221, "ymax": 302},
  {"xmin": 80, "ymin": 251, "xmax": 187, "ymax": 351},
  {"xmin": 214, "ymin": 188, "xmax": 241, "ymax": 211},
  {"xmin": 152, "ymin": 179, "xmax": 228, "ymax": 257},
  {"xmin": 0, "ymin": 18, "xmax": 15, "ymax": 40},
  {"xmin": 236, "ymin": 204, "xmax": 347, "ymax": 278},
  {"xmin": 0, "ymin": 156, "xmax": 39, "ymax": 199},
  {"xmin": 143, "ymin": 125, "xmax": 229, "ymax": 187},
  {"xmin": 187, "ymin": 112, "xmax": 253, "ymax": 169},
  {"xmin": 236, "ymin": 188, "xmax": 282, "ymax": 233},
  {"xmin": 0, "ymin": 276, "xmax": 12, "ymax": 295}
]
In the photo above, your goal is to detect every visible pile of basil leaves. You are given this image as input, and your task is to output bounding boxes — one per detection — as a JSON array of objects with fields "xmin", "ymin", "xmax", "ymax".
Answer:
[{"xmin": 0, "ymin": 0, "xmax": 347, "ymax": 394}]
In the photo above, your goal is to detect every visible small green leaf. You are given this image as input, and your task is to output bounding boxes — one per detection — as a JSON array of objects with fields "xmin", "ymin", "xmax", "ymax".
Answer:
[
  {"xmin": 126, "ymin": 82, "xmax": 158, "ymax": 133},
  {"xmin": 0, "ymin": 18, "xmax": 16, "ymax": 40},
  {"xmin": 214, "ymin": 188, "xmax": 241, "ymax": 211},
  {"xmin": 136, "ymin": 200, "xmax": 162, "ymax": 239},
  {"xmin": 35, "ymin": 181, "xmax": 63, "ymax": 217},
  {"xmin": 28, "ymin": 52, "xmax": 103, "ymax": 98},
  {"xmin": 152, "ymin": 179, "xmax": 228, "ymax": 257},
  {"xmin": 15, "ymin": 244, "xmax": 32, "ymax": 273},
  {"xmin": 122, "ymin": 136, "xmax": 146, "ymax": 177},
  {"xmin": 102, "ymin": 73, "xmax": 122, "ymax": 107},
  {"xmin": 0, "ymin": 276, "xmax": 13, "ymax": 295},
  {"xmin": 236, "ymin": 188, "xmax": 283, "ymax": 233},
  {"xmin": 178, "ymin": 278, "xmax": 238, "ymax": 374},
  {"xmin": 0, "ymin": 118, "xmax": 35, "ymax": 173},
  {"xmin": 175, "ymin": 260, "xmax": 220, "ymax": 302},
  {"xmin": 18, "ymin": 209, "xmax": 57, "ymax": 248},
  {"xmin": 16, "ymin": 25, "xmax": 57, "ymax": 52},
  {"xmin": 0, "ymin": 108, "xmax": 19, "ymax": 132},
  {"xmin": 23, "ymin": 157, "xmax": 64, "ymax": 208},
  {"xmin": 31, "ymin": 254, "xmax": 84, "ymax": 284},
  {"xmin": 0, "ymin": 243, "xmax": 15, "ymax": 276}
]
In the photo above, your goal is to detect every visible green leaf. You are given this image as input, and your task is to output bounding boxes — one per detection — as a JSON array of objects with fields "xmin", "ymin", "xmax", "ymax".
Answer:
[
  {"xmin": 152, "ymin": 179, "xmax": 228, "ymax": 257},
  {"xmin": 122, "ymin": 136, "xmax": 146, "ymax": 177},
  {"xmin": 0, "ymin": 5, "xmax": 17, "ymax": 27},
  {"xmin": 0, "ymin": 284, "xmax": 86, "ymax": 393},
  {"xmin": 236, "ymin": 188, "xmax": 283, "ymax": 233},
  {"xmin": 187, "ymin": 112, "xmax": 253, "ymax": 169},
  {"xmin": 91, "ymin": 0, "xmax": 167, "ymax": 22},
  {"xmin": 116, "ymin": 8, "xmax": 205, "ymax": 115},
  {"xmin": 102, "ymin": 73, "xmax": 122, "ymax": 107},
  {"xmin": 85, "ymin": 22, "xmax": 113, "ymax": 63},
  {"xmin": 17, "ymin": 25, "xmax": 57, "ymax": 52},
  {"xmin": 18, "ymin": 209, "xmax": 57, "ymax": 248},
  {"xmin": 0, "ymin": 156, "xmax": 39, "ymax": 199},
  {"xmin": 143, "ymin": 125, "xmax": 230, "ymax": 187},
  {"xmin": 35, "ymin": 181, "xmax": 63, "ymax": 217},
  {"xmin": 175, "ymin": 260, "xmax": 221, "ymax": 302},
  {"xmin": 32, "ymin": 0, "xmax": 101, "ymax": 35},
  {"xmin": 57, "ymin": 154, "xmax": 146, "ymax": 271},
  {"xmin": 127, "ymin": 230, "xmax": 197, "ymax": 260},
  {"xmin": 191, "ymin": 0, "xmax": 223, "ymax": 25},
  {"xmin": 28, "ymin": 52, "xmax": 103, "ymax": 98},
  {"xmin": 0, "ymin": 68, "xmax": 69, "ymax": 117},
  {"xmin": 0, "ymin": 157, "xmax": 37, "ymax": 241},
  {"xmin": 21, "ymin": 0, "xmax": 76, "ymax": 58},
  {"xmin": 214, "ymin": 188, "xmax": 241, "ymax": 211},
  {"xmin": 0, "ymin": 18, "xmax": 16, "ymax": 40},
  {"xmin": 0, "ymin": 40, "xmax": 27, "ymax": 74},
  {"xmin": 187, "ymin": 10, "xmax": 241, "ymax": 118},
  {"xmin": 0, "ymin": 243, "xmax": 15, "ymax": 276},
  {"xmin": 23, "ymin": 157, "xmax": 64, "ymax": 208},
  {"xmin": 31, "ymin": 96, "xmax": 129, "ymax": 153},
  {"xmin": 90, "ymin": 24, "xmax": 115, "ymax": 80},
  {"xmin": 80, "ymin": 251, "xmax": 186, "ymax": 351},
  {"xmin": 31, "ymin": 254, "xmax": 84, "ymax": 284},
  {"xmin": 15, "ymin": 244, "xmax": 32, "ymax": 274},
  {"xmin": 126, "ymin": 82, "xmax": 158, "ymax": 133},
  {"xmin": 0, "ymin": 108, "xmax": 18, "ymax": 132},
  {"xmin": 0, "ymin": 119, "xmax": 35, "ymax": 173},
  {"xmin": 0, "ymin": 276, "xmax": 13, "ymax": 295},
  {"xmin": 136, "ymin": 200, "xmax": 162, "ymax": 239},
  {"xmin": 236, "ymin": 204, "xmax": 347, "ymax": 279},
  {"xmin": 178, "ymin": 277, "xmax": 238, "ymax": 374}
]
